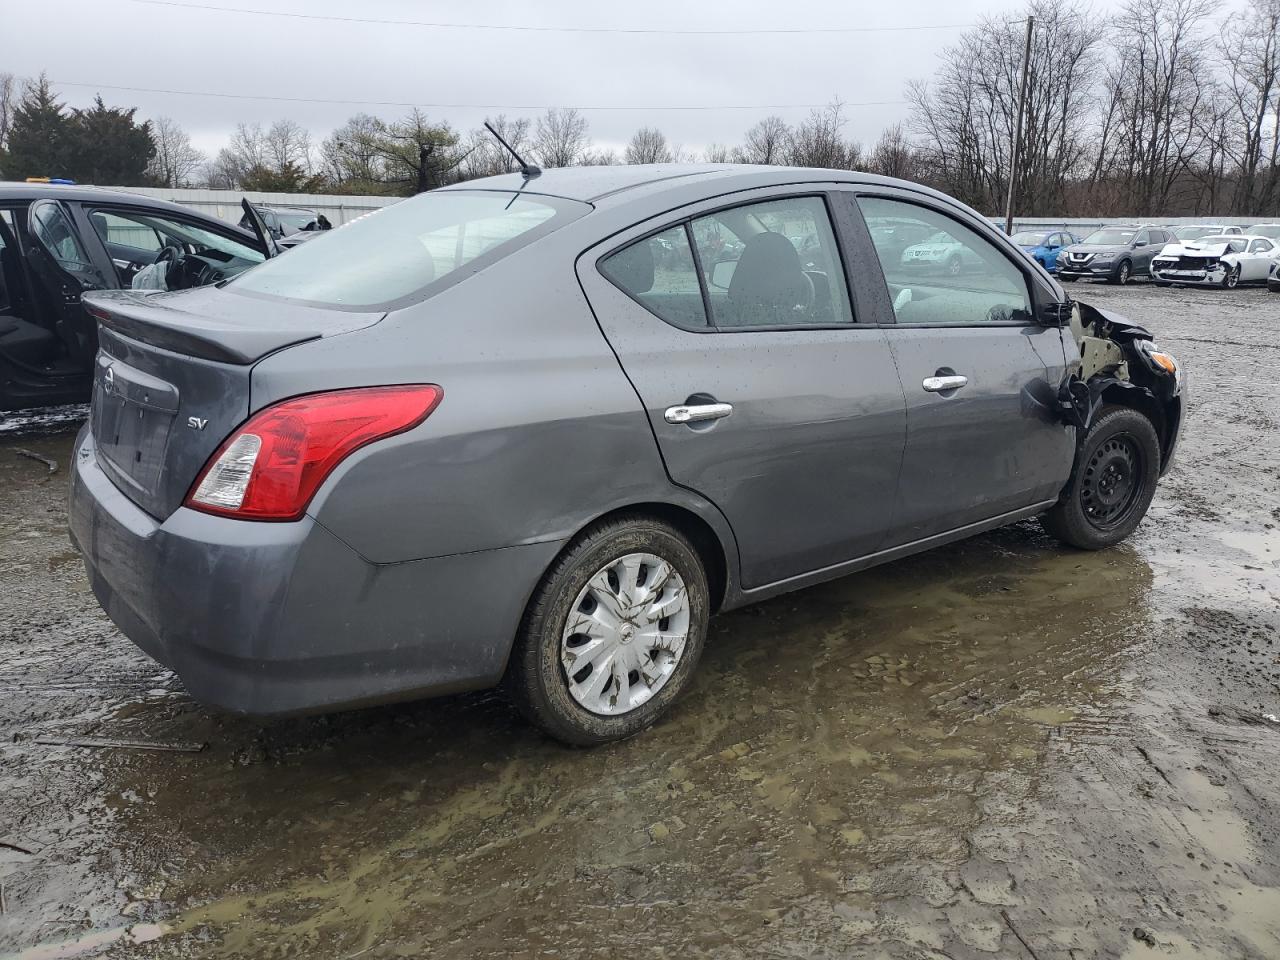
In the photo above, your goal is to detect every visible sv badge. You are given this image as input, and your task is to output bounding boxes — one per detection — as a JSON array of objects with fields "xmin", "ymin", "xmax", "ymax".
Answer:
[{"xmin": 187, "ymin": 416, "xmax": 209, "ymax": 431}]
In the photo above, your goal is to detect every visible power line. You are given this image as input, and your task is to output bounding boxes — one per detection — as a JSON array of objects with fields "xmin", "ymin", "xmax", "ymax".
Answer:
[
  {"xmin": 132, "ymin": 0, "xmax": 975, "ymax": 36},
  {"xmin": 49, "ymin": 80, "xmax": 909, "ymax": 113}
]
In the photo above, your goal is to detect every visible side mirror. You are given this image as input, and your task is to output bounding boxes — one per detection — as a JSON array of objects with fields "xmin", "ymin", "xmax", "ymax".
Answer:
[
  {"xmin": 1039, "ymin": 301, "xmax": 1072, "ymax": 328},
  {"xmin": 710, "ymin": 258, "xmax": 737, "ymax": 291},
  {"xmin": 1133, "ymin": 240, "xmax": 1147, "ymax": 248}
]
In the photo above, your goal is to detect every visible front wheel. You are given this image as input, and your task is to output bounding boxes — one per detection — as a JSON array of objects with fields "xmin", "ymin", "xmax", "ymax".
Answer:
[
  {"xmin": 1223, "ymin": 265, "xmax": 1240, "ymax": 288},
  {"xmin": 1041, "ymin": 405, "xmax": 1161, "ymax": 550},
  {"xmin": 1114, "ymin": 260, "xmax": 1132, "ymax": 285},
  {"xmin": 505, "ymin": 516, "xmax": 710, "ymax": 746}
]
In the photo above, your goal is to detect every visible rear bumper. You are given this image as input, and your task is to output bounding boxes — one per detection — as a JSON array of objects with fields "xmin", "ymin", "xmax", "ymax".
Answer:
[{"xmin": 68, "ymin": 427, "xmax": 563, "ymax": 715}]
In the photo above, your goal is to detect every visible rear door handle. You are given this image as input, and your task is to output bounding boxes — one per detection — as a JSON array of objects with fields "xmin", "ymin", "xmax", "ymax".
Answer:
[
  {"xmin": 665, "ymin": 402, "xmax": 733, "ymax": 424},
  {"xmin": 922, "ymin": 375, "xmax": 968, "ymax": 393}
]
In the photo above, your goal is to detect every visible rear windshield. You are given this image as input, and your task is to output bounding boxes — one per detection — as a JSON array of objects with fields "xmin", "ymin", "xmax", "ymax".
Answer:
[{"xmin": 231, "ymin": 191, "xmax": 580, "ymax": 309}]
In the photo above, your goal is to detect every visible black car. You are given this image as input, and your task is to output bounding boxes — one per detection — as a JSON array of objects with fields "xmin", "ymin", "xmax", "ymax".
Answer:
[{"xmin": 0, "ymin": 183, "xmax": 276, "ymax": 411}]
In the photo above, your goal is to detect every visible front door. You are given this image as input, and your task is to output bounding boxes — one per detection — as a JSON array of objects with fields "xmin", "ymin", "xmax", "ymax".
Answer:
[
  {"xmin": 853, "ymin": 192, "xmax": 1075, "ymax": 547},
  {"xmin": 579, "ymin": 191, "xmax": 908, "ymax": 589}
]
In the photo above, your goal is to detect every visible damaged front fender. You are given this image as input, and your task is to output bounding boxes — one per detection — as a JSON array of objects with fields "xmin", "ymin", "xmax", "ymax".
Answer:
[{"xmin": 1054, "ymin": 299, "xmax": 1185, "ymax": 472}]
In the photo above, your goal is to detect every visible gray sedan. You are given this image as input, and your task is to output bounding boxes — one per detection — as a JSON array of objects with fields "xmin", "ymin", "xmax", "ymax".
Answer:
[{"xmin": 68, "ymin": 165, "xmax": 1185, "ymax": 745}]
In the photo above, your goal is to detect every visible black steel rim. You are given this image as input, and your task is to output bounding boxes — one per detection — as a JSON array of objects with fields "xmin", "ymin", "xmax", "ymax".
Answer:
[{"xmin": 1080, "ymin": 433, "xmax": 1145, "ymax": 531}]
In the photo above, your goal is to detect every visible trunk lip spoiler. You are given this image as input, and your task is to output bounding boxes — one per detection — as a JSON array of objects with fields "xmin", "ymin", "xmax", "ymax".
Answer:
[{"xmin": 83, "ymin": 289, "xmax": 383, "ymax": 365}]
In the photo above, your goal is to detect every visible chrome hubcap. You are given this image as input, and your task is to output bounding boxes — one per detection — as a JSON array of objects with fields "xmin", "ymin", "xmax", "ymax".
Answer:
[{"xmin": 561, "ymin": 552, "xmax": 691, "ymax": 717}]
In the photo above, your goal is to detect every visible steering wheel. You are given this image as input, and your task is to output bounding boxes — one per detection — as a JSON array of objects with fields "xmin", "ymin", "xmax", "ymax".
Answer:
[{"xmin": 154, "ymin": 242, "xmax": 186, "ymax": 286}]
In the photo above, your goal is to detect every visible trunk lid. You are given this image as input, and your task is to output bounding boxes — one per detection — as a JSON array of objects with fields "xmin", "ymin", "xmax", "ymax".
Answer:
[{"xmin": 84, "ymin": 287, "xmax": 384, "ymax": 519}]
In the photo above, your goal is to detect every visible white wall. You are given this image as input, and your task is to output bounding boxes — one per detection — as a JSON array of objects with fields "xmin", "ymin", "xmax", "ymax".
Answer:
[{"xmin": 98, "ymin": 186, "xmax": 401, "ymax": 226}]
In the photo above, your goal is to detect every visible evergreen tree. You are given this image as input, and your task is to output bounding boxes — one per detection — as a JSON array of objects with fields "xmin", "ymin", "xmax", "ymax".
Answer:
[
  {"xmin": 65, "ymin": 96, "xmax": 155, "ymax": 184},
  {"xmin": 0, "ymin": 75, "xmax": 70, "ymax": 179}
]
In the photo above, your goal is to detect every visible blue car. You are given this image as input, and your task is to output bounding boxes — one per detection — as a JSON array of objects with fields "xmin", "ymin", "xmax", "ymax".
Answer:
[{"xmin": 1011, "ymin": 230, "xmax": 1080, "ymax": 272}]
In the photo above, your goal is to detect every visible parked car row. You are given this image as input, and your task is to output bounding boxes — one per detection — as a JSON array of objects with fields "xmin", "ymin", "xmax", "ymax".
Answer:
[{"xmin": 998, "ymin": 221, "xmax": 1280, "ymax": 289}]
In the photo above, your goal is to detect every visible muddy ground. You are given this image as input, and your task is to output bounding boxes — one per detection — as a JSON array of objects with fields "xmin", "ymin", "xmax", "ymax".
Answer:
[{"xmin": 0, "ymin": 282, "xmax": 1277, "ymax": 960}]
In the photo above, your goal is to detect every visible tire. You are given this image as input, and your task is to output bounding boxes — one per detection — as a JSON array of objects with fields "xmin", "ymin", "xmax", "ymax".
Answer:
[
  {"xmin": 1223, "ymin": 265, "xmax": 1240, "ymax": 289},
  {"xmin": 1113, "ymin": 259, "xmax": 1132, "ymax": 285},
  {"xmin": 505, "ymin": 515, "xmax": 710, "ymax": 746},
  {"xmin": 1041, "ymin": 405, "xmax": 1161, "ymax": 550},
  {"xmin": 946, "ymin": 255, "xmax": 962, "ymax": 277}
]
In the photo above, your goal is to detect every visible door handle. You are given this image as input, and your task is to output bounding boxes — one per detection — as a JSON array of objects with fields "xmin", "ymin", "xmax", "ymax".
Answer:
[
  {"xmin": 922, "ymin": 375, "xmax": 968, "ymax": 393},
  {"xmin": 665, "ymin": 402, "xmax": 733, "ymax": 424}
]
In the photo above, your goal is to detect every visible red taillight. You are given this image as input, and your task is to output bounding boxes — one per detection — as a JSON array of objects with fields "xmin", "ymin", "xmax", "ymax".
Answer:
[{"xmin": 185, "ymin": 385, "xmax": 442, "ymax": 521}]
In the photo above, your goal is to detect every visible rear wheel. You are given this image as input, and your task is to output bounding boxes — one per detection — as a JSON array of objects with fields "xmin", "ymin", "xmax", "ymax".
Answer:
[
  {"xmin": 505, "ymin": 516, "xmax": 710, "ymax": 746},
  {"xmin": 1041, "ymin": 405, "xmax": 1160, "ymax": 550}
]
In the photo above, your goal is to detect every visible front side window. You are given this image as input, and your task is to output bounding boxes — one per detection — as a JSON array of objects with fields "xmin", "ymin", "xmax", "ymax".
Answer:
[
  {"xmin": 90, "ymin": 209, "xmax": 263, "ymax": 265},
  {"xmin": 1250, "ymin": 238, "xmax": 1273, "ymax": 253},
  {"xmin": 233, "ymin": 191, "xmax": 571, "ymax": 309},
  {"xmin": 599, "ymin": 225, "xmax": 707, "ymax": 330},
  {"xmin": 690, "ymin": 196, "xmax": 853, "ymax": 327},
  {"xmin": 859, "ymin": 196, "xmax": 1032, "ymax": 325}
]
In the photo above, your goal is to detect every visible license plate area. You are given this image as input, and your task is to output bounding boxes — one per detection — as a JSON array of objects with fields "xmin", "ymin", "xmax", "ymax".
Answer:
[{"xmin": 93, "ymin": 355, "xmax": 179, "ymax": 497}]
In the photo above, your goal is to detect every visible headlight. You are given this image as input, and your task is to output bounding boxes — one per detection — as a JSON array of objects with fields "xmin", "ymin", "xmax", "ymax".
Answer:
[
  {"xmin": 1092, "ymin": 253, "xmax": 1115, "ymax": 263},
  {"xmin": 1139, "ymin": 340, "xmax": 1181, "ymax": 388}
]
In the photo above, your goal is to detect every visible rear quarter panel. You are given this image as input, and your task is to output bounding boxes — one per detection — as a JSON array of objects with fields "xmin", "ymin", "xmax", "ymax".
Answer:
[{"xmin": 250, "ymin": 234, "xmax": 737, "ymax": 568}]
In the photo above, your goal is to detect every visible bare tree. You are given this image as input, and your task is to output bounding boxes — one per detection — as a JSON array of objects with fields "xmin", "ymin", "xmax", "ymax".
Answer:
[
  {"xmin": 735, "ymin": 116, "xmax": 790, "ymax": 164},
  {"xmin": 320, "ymin": 112, "xmax": 387, "ymax": 189},
  {"xmin": 0, "ymin": 73, "xmax": 17, "ymax": 152},
  {"xmin": 910, "ymin": 2, "xmax": 1104, "ymax": 213},
  {"xmin": 145, "ymin": 116, "xmax": 203, "ymax": 187},
  {"xmin": 867, "ymin": 124, "xmax": 923, "ymax": 181},
  {"xmin": 1219, "ymin": 0, "xmax": 1280, "ymax": 211},
  {"xmin": 787, "ymin": 101, "xmax": 858, "ymax": 169},
  {"xmin": 533, "ymin": 107, "xmax": 589, "ymax": 167},
  {"xmin": 264, "ymin": 118, "xmax": 312, "ymax": 173},
  {"xmin": 582, "ymin": 147, "xmax": 619, "ymax": 165},
  {"xmin": 1096, "ymin": 0, "xmax": 1215, "ymax": 213},
  {"xmin": 702, "ymin": 143, "xmax": 733, "ymax": 163},
  {"xmin": 624, "ymin": 126, "xmax": 672, "ymax": 164}
]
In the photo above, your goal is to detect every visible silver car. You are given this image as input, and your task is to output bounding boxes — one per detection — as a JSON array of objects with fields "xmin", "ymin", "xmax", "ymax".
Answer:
[{"xmin": 68, "ymin": 165, "xmax": 1185, "ymax": 745}]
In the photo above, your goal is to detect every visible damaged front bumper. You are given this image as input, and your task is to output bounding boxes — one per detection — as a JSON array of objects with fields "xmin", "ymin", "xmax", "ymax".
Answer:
[
  {"xmin": 1055, "ymin": 301, "xmax": 1187, "ymax": 475},
  {"xmin": 1151, "ymin": 258, "xmax": 1228, "ymax": 285}
]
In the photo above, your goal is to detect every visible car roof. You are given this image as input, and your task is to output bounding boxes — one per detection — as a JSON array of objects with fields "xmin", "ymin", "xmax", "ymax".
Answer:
[
  {"xmin": 0, "ymin": 180, "xmax": 230, "ymax": 219},
  {"xmin": 440, "ymin": 163, "xmax": 964, "ymax": 212}
]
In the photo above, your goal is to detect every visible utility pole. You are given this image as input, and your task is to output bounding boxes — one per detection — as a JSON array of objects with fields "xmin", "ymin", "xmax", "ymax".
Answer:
[{"xmin": 1004, "ymin": 15, "xmax": 1035, "ymax": 235}]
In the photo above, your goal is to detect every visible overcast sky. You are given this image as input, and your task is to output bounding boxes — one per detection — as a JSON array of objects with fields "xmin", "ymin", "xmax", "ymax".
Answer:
[{"xmin": 8, "ymin": 0, "xmax": 1132, "ymax": 160}]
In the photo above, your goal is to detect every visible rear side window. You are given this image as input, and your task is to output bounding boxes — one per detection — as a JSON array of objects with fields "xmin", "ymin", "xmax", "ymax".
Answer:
[
  {"xmin": 599, "ymin": 194, "xmax": 854, "ymax": 331},
  {"xmin": 690, "ymin": 197, "xmax": 852, "ymax": 327},
  {"xmin": 231, "ymin": 191, "xmax": 578, "ymax": 309},
  {"xmin": 599, "ymin": 225, "xmax": 707, "ymax": 330}
]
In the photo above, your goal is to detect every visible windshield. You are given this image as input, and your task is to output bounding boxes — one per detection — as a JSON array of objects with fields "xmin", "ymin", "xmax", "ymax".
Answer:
[
  {"xmin": 1173, "ymin": 226, "xmax": 1220, "ymax": 241},
  {"xmin": 1011, "ymin": 231, "xmax": 1049, "ymax": 245},
  {"xmin": 1082, "ymin": 229, "xmax": 1136, "ymax": 245},
  {"xmin": 275, "ymin": 210, "xmax": 318, "ymax": 231},
  {"xmin": 231, "ymin": 191, "xmax": 576, "ymax": 309}
]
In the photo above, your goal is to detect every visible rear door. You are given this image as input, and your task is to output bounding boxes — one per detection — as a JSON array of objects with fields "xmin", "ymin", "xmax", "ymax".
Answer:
[
  {"xmin": 578, "ymin": 189, "xmax": 908, "ymax": 589},
  {"xmin": 25, "ymin": 199, "xmax": 114, "ymax": 367},
  {"xmin": 850, "ymin": 191, "xmax": 1074, "ymax": 547}
]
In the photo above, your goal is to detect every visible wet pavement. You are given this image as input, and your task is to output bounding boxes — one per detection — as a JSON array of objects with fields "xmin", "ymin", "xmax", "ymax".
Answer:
[{"xmin": 1, "ymin": 283, "xmax": 1278, "ymax": 959}]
